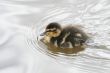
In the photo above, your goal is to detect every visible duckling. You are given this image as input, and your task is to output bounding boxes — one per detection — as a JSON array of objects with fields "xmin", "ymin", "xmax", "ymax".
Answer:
[{"xmin": 41, "ymin": 22, "xmax": 88, "ymax": 49}]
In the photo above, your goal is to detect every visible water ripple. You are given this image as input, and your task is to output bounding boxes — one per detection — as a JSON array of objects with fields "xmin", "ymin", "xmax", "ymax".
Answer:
[{"xmin": 26, "ymin": 0, "xmax": 110, "ymax": 72}]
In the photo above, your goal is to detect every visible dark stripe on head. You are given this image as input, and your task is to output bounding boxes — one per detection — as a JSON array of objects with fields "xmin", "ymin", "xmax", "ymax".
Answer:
[{"xmin": 46, "ymin": 22, "xmax": 61, "ymax": 29}]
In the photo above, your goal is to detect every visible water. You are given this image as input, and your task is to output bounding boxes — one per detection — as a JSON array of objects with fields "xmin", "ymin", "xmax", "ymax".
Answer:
[{"xmin": 1, "ymin": 0, "xmax": 110, "ymax": 73}]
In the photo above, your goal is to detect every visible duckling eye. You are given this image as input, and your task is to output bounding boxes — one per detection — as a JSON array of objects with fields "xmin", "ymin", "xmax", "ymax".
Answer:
[{"xmin": 46, "ymin": 29, "xmax": 57, "ymax": 34}]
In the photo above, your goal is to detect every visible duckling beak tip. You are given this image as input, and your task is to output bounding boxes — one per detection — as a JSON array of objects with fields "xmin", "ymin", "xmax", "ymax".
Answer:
[{"xmin": 40, "ymin": 32, "xmax": 46, "ymax": 36}]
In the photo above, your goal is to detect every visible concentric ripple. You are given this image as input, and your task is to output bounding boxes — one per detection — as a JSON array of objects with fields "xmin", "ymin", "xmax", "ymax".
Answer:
[{"xmin": 27, "ymin": 6, "xmax": 110, "ymax": 72}]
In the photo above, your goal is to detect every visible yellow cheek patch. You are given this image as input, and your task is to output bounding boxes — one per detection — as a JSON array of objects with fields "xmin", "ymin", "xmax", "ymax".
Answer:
[
  {"xmin": 53, "ymin": 32, "xmax": 59, "ymax": 36},
  {"xmin": 43, "ymin": 36, "xmax": 51, "ymax": 43},
  {"xmin": 50, "ymin": 32, "xmax": 54, "ymax": 36},
  {"xmin": 46, "ymin": 32, "xmax": 59, "ymax": 37}
]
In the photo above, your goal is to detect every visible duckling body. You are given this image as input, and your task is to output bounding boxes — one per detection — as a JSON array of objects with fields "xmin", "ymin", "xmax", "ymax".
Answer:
[
  {"xmin": 42, "ymin": 22, "xmax": 88, "ymax": 49},
  {"xmin": 51, "ymin": 26, "xmax": 88, "ymax": 48}
]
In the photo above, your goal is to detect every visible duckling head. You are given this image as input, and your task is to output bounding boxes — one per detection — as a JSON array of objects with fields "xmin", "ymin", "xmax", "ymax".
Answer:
[{"xmin": 43, "ymin": 22, "xmax": 62, "ymax": 38}]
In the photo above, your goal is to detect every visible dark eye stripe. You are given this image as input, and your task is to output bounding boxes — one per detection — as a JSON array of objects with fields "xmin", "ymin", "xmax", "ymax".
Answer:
[{"xmin": 53, "ymin": 30, "xmax": 56, "ymax": 31}]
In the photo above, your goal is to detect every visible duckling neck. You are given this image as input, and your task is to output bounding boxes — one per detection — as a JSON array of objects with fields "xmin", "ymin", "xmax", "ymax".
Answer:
[{"xmin": 51, "ymin": 34, "xmax": 61, "ymax": 42}]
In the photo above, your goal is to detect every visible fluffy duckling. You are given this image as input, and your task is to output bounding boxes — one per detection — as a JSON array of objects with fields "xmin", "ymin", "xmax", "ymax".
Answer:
[{"xmin": 41, "ymin": 22, "xmax": 88, "ymax": 49}]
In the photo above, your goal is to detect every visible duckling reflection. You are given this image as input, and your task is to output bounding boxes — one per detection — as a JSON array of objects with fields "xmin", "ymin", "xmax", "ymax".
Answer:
[{"xmin": 41, "ymin": 22, "xmax": 88, "ymax": 54}]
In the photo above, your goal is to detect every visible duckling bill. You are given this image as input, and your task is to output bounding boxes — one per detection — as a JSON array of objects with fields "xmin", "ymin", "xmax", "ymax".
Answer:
[{"xmin": 41, "ymin": 22, "xmax": 88, "ymax": 49}]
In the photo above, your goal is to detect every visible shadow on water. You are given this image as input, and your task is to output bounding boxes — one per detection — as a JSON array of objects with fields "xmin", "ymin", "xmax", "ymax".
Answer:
[{"xmin": 40, "ymin": 39, "xmax": 85, "ymax": 55}]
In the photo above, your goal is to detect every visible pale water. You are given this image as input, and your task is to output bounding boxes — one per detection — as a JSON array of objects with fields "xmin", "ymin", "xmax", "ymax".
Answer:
[{"xmin": 0, "ymin": 0, "xmax": 110, "ymax": 73}]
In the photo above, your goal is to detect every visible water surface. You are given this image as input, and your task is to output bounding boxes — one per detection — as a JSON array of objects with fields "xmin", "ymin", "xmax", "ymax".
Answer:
[{"xmin": 1, "ymin": 0, "xmax": 110, "ymax": 73}]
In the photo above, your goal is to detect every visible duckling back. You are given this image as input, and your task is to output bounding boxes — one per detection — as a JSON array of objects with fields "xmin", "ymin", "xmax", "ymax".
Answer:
[
  {"xmin": 64, "ymin": 26, "xmax": 88, "ymax": 39},
  {"xmin": 63, "ymin": 26, "xmax": 88, "ymax": 46}
]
